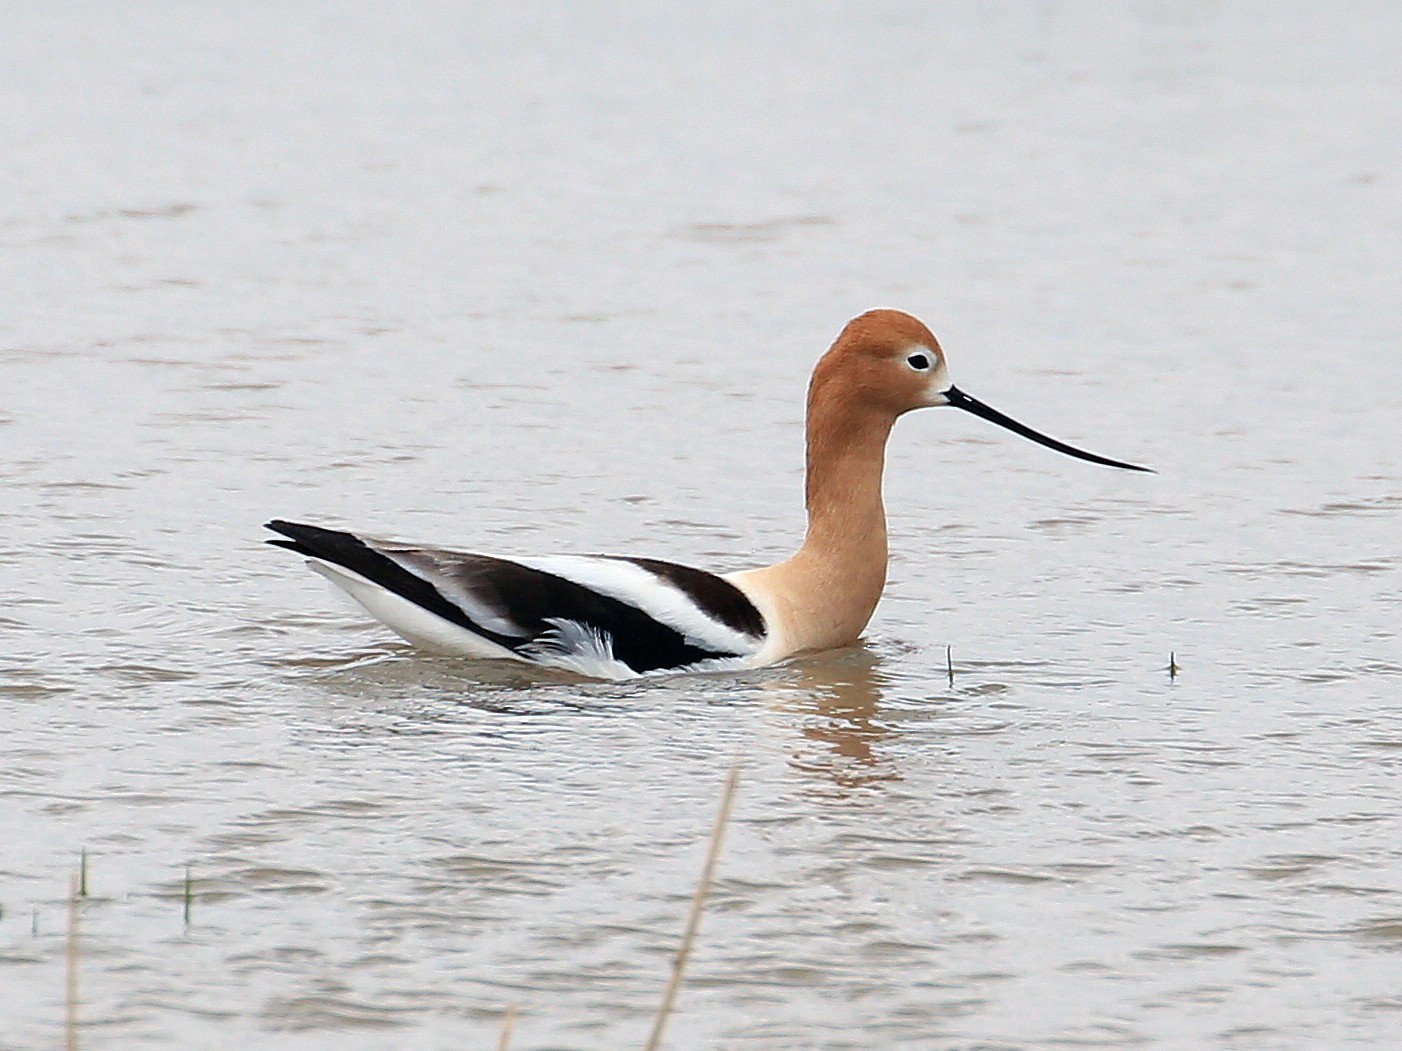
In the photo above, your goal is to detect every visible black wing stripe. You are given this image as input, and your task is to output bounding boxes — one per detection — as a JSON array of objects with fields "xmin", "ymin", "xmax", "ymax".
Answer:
[{"xmin": 618, "ymin": 556, "xmax": 766, "ymax": 639}]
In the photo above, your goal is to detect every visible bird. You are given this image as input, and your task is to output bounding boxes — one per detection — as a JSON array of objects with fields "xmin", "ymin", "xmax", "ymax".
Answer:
[{"xmin": 266, "ymin": 309, "xmax": 1149, "ymax": 678}]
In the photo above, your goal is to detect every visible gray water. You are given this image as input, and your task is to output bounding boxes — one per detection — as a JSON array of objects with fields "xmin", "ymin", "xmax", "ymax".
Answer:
[{"xmin": 3, "ymin": 4, "xmax": 1401, "ymax": 1049}]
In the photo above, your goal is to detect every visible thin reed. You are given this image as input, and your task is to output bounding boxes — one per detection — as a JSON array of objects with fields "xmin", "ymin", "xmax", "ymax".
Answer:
[
  {"xmin": 643, "ymin": 762, "xmax": 741, "ymax": 1051},
  {"xmin": 496, "ymin": 1003, "xmax": 517, "ymax": 1051},
  {"xmin": 66, "ymin": 871, "xmax": 80, "ymax": 1051}
]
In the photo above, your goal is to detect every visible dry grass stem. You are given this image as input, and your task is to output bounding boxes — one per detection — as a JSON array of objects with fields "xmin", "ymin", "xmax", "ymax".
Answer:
[
  {"xmin": 643, "ymin": 762, "xmax": 742, "ymax": 1051},
  {"xmin": 496, "ymin": 1003, "xmax": 517, "ymax": 1051},
  {"xmin": 66, "ymin": 871, "xmax": 81, "ymax": 1051}
]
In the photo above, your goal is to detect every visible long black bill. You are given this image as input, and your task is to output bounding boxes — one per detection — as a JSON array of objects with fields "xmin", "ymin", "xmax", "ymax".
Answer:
[{"xmin": 944, "ymin": 385, "xmax": 1152, "ymax": 472}]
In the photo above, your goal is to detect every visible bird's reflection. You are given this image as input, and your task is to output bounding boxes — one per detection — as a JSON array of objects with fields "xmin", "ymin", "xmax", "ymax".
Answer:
[{"xmin": 767, "ymin": 646, "xmax": 902, "ymax": 791}]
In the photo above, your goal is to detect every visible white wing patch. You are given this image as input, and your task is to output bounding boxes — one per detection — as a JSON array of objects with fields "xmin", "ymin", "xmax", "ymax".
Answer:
[
  {"xmin": 517, "ymin": 618, "xmax": 638, "ymax": 680},
  {"xmin": 519, "ymin": 619, "xmax": 763, "ymax": 680},
  {"xmin": 517, "ymin": 555, "xmax": 764, "ymax": 658}
]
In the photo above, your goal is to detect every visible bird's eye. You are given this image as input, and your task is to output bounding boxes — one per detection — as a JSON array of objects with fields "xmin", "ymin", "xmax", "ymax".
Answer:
[{"xmin": 906, "ymin": 352, "xmax": 932, "ymax": 372}]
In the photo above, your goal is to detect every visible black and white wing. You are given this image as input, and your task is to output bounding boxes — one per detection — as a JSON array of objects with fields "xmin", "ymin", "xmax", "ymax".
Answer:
[{"xmin": 264, "ymin": 520, "xmax": 767, "ymax": 677}]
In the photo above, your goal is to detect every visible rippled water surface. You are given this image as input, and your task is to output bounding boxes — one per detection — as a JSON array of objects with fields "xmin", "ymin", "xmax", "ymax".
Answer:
[{"xmin": 4, "ymin": 4, "xmax": 1401, "ymax": 1049}]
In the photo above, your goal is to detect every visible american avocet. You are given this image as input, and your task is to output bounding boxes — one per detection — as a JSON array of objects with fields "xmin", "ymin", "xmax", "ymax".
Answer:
[{"xmin": 267, "ymin": 309, "xmax": 1148, "ymax": 678}]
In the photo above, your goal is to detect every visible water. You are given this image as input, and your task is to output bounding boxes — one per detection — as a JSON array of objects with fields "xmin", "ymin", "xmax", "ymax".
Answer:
[{"xmin": 3, "ymin": 3, "xmax": 1401, "ymax": 1048}]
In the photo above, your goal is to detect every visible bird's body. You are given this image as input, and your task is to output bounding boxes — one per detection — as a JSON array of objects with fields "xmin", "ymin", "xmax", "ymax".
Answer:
[
  {"xmin": 265, "ymin": 522, "xmax": 772, "ymax": 677},
  {"xmin": 268, "ymin": 310, "xmax": 1147, "ymax": 678}
]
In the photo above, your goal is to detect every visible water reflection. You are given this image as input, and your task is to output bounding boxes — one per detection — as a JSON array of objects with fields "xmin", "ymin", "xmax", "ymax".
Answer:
[{"xmin": 772, "ymin": 648, "xmax": 903, "ymax": 790}]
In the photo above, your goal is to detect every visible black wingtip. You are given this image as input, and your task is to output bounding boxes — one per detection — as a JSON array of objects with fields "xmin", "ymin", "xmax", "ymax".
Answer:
[
  {"xmin": 264, "ymin": 519, "xmax": 344, "ymax": 544},
  {"xmin": 263, "ymin": 519, "xmax": 365, "ymax": 561},
  {"xmin": 261, "ymin": 517, "xmax": 514, "ymax": 647},
  {"xmin": 264, "ymin": 520, "xmax": 312, "ymax": 558}
]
